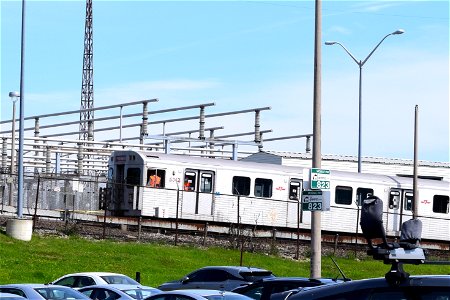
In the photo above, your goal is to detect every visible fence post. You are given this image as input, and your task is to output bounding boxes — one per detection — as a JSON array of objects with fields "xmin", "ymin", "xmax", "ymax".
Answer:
[
  {"xmin": 334, "ymin": 234, "xmax": 340, "ymax": 256},
  {"xmin": 138, "ymin": 216, "xmax": 142, "ymax": 241},
  {"xmin": 296, "ymin": 199, "xmax": 300, "ymax": 260},
  {"xmin": 202, "ymin": 222, "xmax": 208, "ymax": 246},
  {"xmin": 175, "ymin": 188, "xmax": 180, "ymax": 246},
  {"xmin": 33, "ymin": 174, "xmax": 40, "ymax": 230},
  {"xmin": 135, "ymin": 272, "xmax": 141, "ymax": 283}
]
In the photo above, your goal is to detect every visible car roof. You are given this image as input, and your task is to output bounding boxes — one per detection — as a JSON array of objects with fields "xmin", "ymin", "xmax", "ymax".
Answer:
[
  {"xmin": 198, "ymin": 266, "xmax": 271, "ymax": 272},
  {"xmin": 81, "ymin": 284, "xmax": 156, "ymax": 290},
  {"xmin": 287, "ymin": 275, "xmax": 450, "ymax": 299},
  {"xmin": 255, "ymin": 277, "xmax": 341, "ymax": 283},
  {"xmin": 0, "ymin": 284, "xmax": 65, "ymax": 288},
  {"xmin": 169, "ymin": 290, "xmax": 244, "ymax": 296},
  {"xmin": 58, "ymin": 272, "xmax": 128, "ymax": 277}
]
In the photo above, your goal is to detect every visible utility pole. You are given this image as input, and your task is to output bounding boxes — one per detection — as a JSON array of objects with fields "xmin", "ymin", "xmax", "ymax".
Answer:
[
  {"xmin": 80, "ymin": 0, "xmax": 94, "ymax": 141},
  {"xmin": 413, "ymin": 105, "xmax": 419, "ymax": 218},
  {"xmin": 311, "ymin": 0, "xmax": 322, "ymax": 279}
]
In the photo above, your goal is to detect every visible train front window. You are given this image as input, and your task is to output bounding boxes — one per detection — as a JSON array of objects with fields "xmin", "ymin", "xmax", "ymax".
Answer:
[
  {"xmin": 232, "ymin": 176, "xmax": 250, "ymax": 196},
  {"xmin": 335, "ymin": 186, "xmax": 352, "ymax": 205},
  {"xmin": 254, "ymin": 178, "xmax": 272, "ymax": 198},
  {"xmin": 126, "ymin": 168, "xmax": 141, "ymax": 185},
  {"xmin": 433, "ymin": 195, "xmax": 449, "ymax": 214}
]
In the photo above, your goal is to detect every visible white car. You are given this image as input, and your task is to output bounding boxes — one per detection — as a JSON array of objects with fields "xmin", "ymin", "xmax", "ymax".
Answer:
[{"xmin": 51, "ymin": 272, "xmax": 140, "ymax": 289}]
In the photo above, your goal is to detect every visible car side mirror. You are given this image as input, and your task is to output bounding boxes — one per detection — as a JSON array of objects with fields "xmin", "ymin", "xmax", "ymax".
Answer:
[{"xmin": 181, "ymin": 276, "xmax": 190, "ymax": 284}]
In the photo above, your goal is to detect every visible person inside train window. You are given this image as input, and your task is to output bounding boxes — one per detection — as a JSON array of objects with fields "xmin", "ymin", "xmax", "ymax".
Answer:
[
  {"xmin": 148, "ymin": 174, "xmax": 161, "ymax": 188},
  {"xmin": 184, "ymin": 179, "xmax": 193, "ymax": 191},
  {"xmin": 147, "ymin": 170, "xmax": 161, "ymax": 188}
]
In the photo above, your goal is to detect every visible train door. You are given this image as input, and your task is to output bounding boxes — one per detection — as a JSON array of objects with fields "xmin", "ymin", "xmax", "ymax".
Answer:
[
  {"xmin": 287, "ymin": 179, "xmax": 308, "ymax": 225},
  {"xmin": 182, "ymin": 169, "xmax": 215, "ymax": 216},
  {"xmin": 387, "ymin": 188, "xmax": 414, "ymax": 234},
  {"xmin": 111, "ymin": 164, "xmax": 125, "ymax": 211},
  {"xmin": 123, "ymin": 166, "xmax": 142, "ymax": 211}
]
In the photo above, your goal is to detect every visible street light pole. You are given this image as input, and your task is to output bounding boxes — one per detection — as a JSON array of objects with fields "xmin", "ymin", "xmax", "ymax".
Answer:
[{"xmin": 325, "ymin": 29, "xmax": 404, "ymax": 173}]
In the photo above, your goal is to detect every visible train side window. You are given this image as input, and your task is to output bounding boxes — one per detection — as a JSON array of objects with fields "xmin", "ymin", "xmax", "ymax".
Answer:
[
  {"xmin": 200, "ymin": 173, "xmax": 214, "ymax": 193},
  {"xmin": 147, "ymin": 169, "xmax": 166, "ymax": 188},
  {"xmin": 404, "ymin": 192, "xmax": 414, "ymax": 211},
  {"xmin": 389, "ymin": 191, "xmax": 400, "ymax": 209},
  {"xmin": 184, "ymin": 171, "xmax": 196, "ymax": 191},
  {"xmin": 356, "ymin": 188, "xmax": 374, "ymax": 206},
  {"xmin": 433, "ymin": 195, "xmax": 449, "ymax": 214},
  {"xmin": 232, "ymin": 176, "xmax": 250, "ymax": 196},
  {"xmin": 335, "ymin": 186, "xmax": 352, "ymax": 205},
  {"xmin": 255, "ymin": 178, "xmax": 272, "ymax": 198},
  {"xmin": 126, "ymin": 168, "xmax": 141, "ymax": 185}
]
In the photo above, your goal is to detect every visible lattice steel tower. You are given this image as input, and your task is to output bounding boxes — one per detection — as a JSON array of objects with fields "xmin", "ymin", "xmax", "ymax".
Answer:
[{"xmin": 79, "ymin": 0, "xmax": 94, "ymax": 141}]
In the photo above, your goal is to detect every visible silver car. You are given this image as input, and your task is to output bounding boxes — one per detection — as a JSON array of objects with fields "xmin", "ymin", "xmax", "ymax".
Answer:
[
  {"xmin": 0, "ymin": 292, "xmax": 27, "ymax": 300},
  {"xmin": 144, "ymin": 289, "xmax": 253, "ymax": 300},
  {"xmin": 0, "ymin": 284, "xmax": 90, "ymax": 300},
  {"xmin": 79, "ymin": 284, "xmax": 161, "ymax": 300}
]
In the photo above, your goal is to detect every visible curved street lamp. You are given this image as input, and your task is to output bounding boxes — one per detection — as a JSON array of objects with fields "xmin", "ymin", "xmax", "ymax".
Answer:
[{"xmin": 325, "ymin": 29, "xmax": 405, "ymax": 173}]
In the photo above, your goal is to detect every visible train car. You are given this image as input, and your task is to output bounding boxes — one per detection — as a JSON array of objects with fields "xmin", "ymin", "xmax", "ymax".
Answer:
[{"xmin": 106, "ymin": 150, "xmax": 449, "ymax": 243}]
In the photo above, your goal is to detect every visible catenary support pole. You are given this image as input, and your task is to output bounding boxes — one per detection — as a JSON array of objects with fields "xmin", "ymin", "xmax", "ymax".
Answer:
[
  {"xmin": 311, "ymin": 0, "xmax": 322, "ymax": 279},
  {"xmin": 17, "ymin": 0, "xmax": 27, "ymax": 218}
]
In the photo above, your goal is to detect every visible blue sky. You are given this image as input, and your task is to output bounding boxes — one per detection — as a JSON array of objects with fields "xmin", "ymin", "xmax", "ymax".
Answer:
[{"xmin": 1, "ymin": 0, "xmax": 449, "ymax": 162}]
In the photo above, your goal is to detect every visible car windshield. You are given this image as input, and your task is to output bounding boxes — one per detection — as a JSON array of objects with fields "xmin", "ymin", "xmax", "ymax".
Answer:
[
  {"xmin": 122, "ymin": 289, "xmax": 160, "ymax": 299},
  {"xmin": 239, "ymin": 272, "xmax": 273, "ymax": 282},
  {"xmin": 34, "ymin": 287, "xmax": 86, "ymax": 300},
  {"xmin": 101, "ymin": 276, "xmax": 139, "ymax": 285}
]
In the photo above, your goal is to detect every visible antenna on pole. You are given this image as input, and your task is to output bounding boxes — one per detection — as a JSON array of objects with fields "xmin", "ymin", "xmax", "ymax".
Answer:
[{"xmin": 80, "ymin": 0, "xmax": 94, "ymax": 141}]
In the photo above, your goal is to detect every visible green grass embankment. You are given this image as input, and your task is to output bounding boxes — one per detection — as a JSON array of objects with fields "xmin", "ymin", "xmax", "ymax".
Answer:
[{"xmin": 0, "ymin": 234, "xmax": 448, "ymax": 286}]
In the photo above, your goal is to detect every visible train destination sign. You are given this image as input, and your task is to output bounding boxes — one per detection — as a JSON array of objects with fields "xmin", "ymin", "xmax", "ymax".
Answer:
[
  {"xmin": 302, "ymin": 190, "xmax": 323, "ymax": 211},
  {"xmin": 310, "ymin": 168, "xmax": 331, "ymax": 190}
]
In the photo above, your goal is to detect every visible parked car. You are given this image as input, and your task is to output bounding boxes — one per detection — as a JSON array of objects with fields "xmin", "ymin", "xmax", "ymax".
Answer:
[
  {"xmin": 157, "ymin": 266, "xmax": 274, "ymax": 291},
  {"xmin": 79, "ymin": 284, "xmax": 161, "ymax": 300},
  {"xmin": 51, "ymin": 272, "xmax": 140, "ymax": 289},
  {"xmin": 231, "ymin": 277, "xmax": 345, "ymax": 300},
  {"xmin": 0, "ymin": 292, "xmax": 27, "ymax": 300},
  {"xmin": 283, "ymin": 275, "xmax": 450, "ymax": 300},
  {"xmin": 144, "ymin": 289, "xmax": 254, "ymax": 300},
  {"xmin": 0, "ymin": 284, "xmax": 90, "ymax": 300}
]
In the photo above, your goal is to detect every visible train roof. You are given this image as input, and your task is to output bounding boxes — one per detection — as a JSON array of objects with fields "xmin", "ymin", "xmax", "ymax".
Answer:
[{"xmin": 112, "ymin": 150, "xmax": 449, "ymax": 189}]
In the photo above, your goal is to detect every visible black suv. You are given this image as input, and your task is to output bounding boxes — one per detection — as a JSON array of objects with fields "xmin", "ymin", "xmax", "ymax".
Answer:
[
  {"xmin": 158, "ymin": 266, "xmax": 274, "ymax": 291},
  {"xmin": 232, "ymin": 277, "xmax": 345, "ymax": 300},
  {"xmin": 284, "ymin": 275, "xmax": 450, "ymax": 300}
]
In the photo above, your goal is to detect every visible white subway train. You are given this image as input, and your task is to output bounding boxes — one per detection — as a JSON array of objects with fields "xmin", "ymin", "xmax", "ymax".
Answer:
[{"xmin": 107, "ymin": 150, "xmax": 449, "ymax": 243}]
